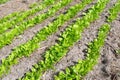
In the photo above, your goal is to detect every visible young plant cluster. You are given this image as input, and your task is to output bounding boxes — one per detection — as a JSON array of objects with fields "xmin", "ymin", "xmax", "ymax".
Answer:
[
  {"xmin": 20, "ymin": 0, "xmax": 109, "ymax": 79},
  {"xmin": 0, "ymin": 0, "xmax": 71, "ymax": 49},
  {"xmin": 0, "ymin": 12, "xmax": 20, "ymax": 23},
  {"xmin": 54, "ymin": 24, "xmax": 110, "ymax": 80},
  {"xmin": 0, "ymin": 0, "xmax": 55, "ymax": 23},
  {"xmin": 0, "ymin": 0, "xmax": 81, "ymax": 77},
  {"xmin": 0, "ymin": 0, "xmax": 119, "ymax": 79},
  {"xmin": 0, "ymin": 0, "xmax": 94, "ymax": 77},
  {"xmin": 107, "ymin": 0, "xmax": 120, "ymax": 22},
  {"xmin": 55, "ymin": 0, "xmax": 120, "ymax": 79},
  {"xmin": 116, "ymin": 50, "xmax": 120, "ymax": 54},
  {"xmin": 0, "ymin": 0, "xmax": 56, "ymax": 34}
]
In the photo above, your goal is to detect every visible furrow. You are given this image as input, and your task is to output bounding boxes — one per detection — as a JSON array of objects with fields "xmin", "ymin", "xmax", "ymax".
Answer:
[
  {"xmin": 0, "ymin": 0, "xmax": 41, "ymax": 23},
  {"xmin": 41, "ymin": 0, "xmax": 100, "ymax": 79},
  {"xmin": 0, "ymin": 0, "xmax": 85, "ymax": 77},
  {"xmin": 0, "ymin": 0, "xmax": 57, "ymax": 34},
  {"xmin": 84, "ymin": 16, "xmax": 120, "ymax": 80},
  {"xmin": 0, "ymin": 0, "xmax": 72, "ymax": 49},
  {"xmin": 0, "ymin": 0, "xmax": 78, "ymax": 64},
  {"xmin": 2, "ymin": 7, "xmax": 82, "ymax": 80},
  {"xmin": 46, "ymin": 0, "xmax": 117, "ymax": 79},
  {"xmin": 20, "ymin": 0, "xmax": 108, "ymax": 79},
  {"xmin": 0, "ymin": 1, "xmax": 81, "ymax": 79},
  {"xmin": 42, "ymin": 14, "xmax": 105, "ymax": 80},
  {"xmin": 107, "ymin": 0, "xmax": 120, "ymax": 22},
  {"xmin": 55, "ymin": 0, "xmax": 120, "ymax": 79},
  {"xmin": 0, "ymin": 0, "xmax": 119, "ymax": 80},
  {"xmin": 55, "ymin": 23, "xmax": 110, "ymax": 80}
]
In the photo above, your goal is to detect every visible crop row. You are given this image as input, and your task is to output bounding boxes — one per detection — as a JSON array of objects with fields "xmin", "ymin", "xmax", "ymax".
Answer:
[
  {"xmin": 0, "ymin": 0, "xmax": 43, "ymax": 23},
  {"xmin": 0, "ymin": 0, "xmax": 93, "ymax": 78},
  {"xmin": 107, "ymin": 0, "xmax": 120, "ymax": 22},
  {"xmin": 55, "ymin": 0, "xmax": 120, "ymax": 79},
  {"xmin": 0, "ymin": 0, "xmax": 56, "ymax": 34},
  {"xmin": 0, "ymin": 0, "xmax": 71, "ymax": 49},
  {"xmin": 0, "ymin": 0, "xmax": 76, "ymax": 77},
  {"xmin": 19, "ymin": 0, "xmax": 109, "ymax": 79},
  {"xmin": 0, "ymin": 0, "xmax": 46, "ymax": 23},
  {"xmin": 0, "ymin": 0, "xmax": 46, "ymax": 24},
  {"xmin": 55, "ymin": 24, "xmax": 110, "ymax": 80}
]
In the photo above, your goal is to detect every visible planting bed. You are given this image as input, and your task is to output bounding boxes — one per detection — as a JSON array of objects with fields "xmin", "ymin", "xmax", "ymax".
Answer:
[{"xmin": 0, "ymin": 0, "xmax": 120, "ymax": 80}]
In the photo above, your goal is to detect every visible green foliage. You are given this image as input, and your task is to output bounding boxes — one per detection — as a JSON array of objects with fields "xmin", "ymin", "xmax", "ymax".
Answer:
[
  {"xmin": 0, "ymin": 0, "xmax": 9, "ymax": 4},
  {"xmin": 0, "ymin": 0, "xmax": 75, "ymax": 77},
  {"xmin": 0, "ymin": 0, "xmax": 71, "ymax": 49},
  {"xmin": 1, "ymin": 0, "xmax": 120, "ymax": 79},
  {"xmin": 107, "ymin": 0, "xmax": 120, "ymax": 22},
  {"xmin": 55, "ymin": 24, "xmax": 110, "ymax": 80},
  {"xmin": 55, "ymin": 0, "xmax": 120, "ymax": 78},
  {"xmin": 54, "ymin": 0, "xmax": 111, "ymax": 79},
  {"xmin": 116, "ymin": 50, "xmax": 120, "ymax": 54},
  {"xmin": 20, "ymin": 0, "xmax": 110, "ymax": 79},
  {"xmin": 0, "ymin": 0, "xmax": 56, "ymax": 34}
]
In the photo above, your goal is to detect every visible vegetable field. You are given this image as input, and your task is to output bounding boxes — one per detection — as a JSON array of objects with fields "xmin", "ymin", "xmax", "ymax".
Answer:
[{"xmin": 0, "ymin": 0, "xmax": 120, "ymax": 80}]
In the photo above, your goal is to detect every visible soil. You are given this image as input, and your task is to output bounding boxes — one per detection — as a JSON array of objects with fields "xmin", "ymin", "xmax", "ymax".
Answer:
[
  {"xmin": 0, "ymin": 0, "xmax": 39, "ymax": 18},
  {"xmin": 0, "ymin": 0, "xmax": 80, "ymax": 60},
  {"xmin": 0, "ymin": 0, "xmax": 120, "ymax": 80},
  {"xmin": 84, "ymin": 16, "xmax": 120, "ymax": 80}
]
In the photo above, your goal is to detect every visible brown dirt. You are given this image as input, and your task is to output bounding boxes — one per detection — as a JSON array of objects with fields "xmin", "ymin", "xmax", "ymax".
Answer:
[
  {"xmin": 0, "ymin": 0, "xmax": 39, "ymax": 18},
  {"xmin": 41, "ymin": 0, "xmax": 120, "ymax": 80},
  {"xmin": 1, "ymin": 1, "xmax": 81, "ymax": 80},
  {"xmin": 0, "ymin": 0, "xmax": 78, "ymax": 61},
  {"xmin": 0, "ymin": 0, "xmax": 120, "ymax": 80}
]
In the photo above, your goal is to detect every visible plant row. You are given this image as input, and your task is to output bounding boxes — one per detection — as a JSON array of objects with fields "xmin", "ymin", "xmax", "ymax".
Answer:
[
  {"xmin": 0, "ymin": 0, "xmax": 93, "ymax": 78},
  {"xmin": 107, "ymin": 0, "xmax": 120, "ymax": 22},
  {"xmin": 0, "ymin": 0, "xmax": 73, "ymax": 77},
  {"xmin": 55, "ymin": 0, "xmax": 120, "ymax": 79},
  {"xmin": 0, "ymin": 0, "xmax": 93, "ymax": 77},
  {"xmin": 0, "ymin": 0, "xmax": 56, "ymax": 34},
  {"xmin": 54, "ymin": 24, "xmax": 110, "ymax": 80},
  {"xmin": 0, "ymin": 0, "xmax": 71, "ymax": 49},
  {"xmin": 0, "ymin": 12, "xmax": 20, "ymax": 23},
  {"xmin": 0, "ymin": 0, "xmax": 51, "ymax": 23},
  {"xmin": 19, "ymin": 0, "xmax": 109, "ymax": 80},
  {"xmin": 0, "ymin": 0, "xmax": 46, "ymax": 23}
]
